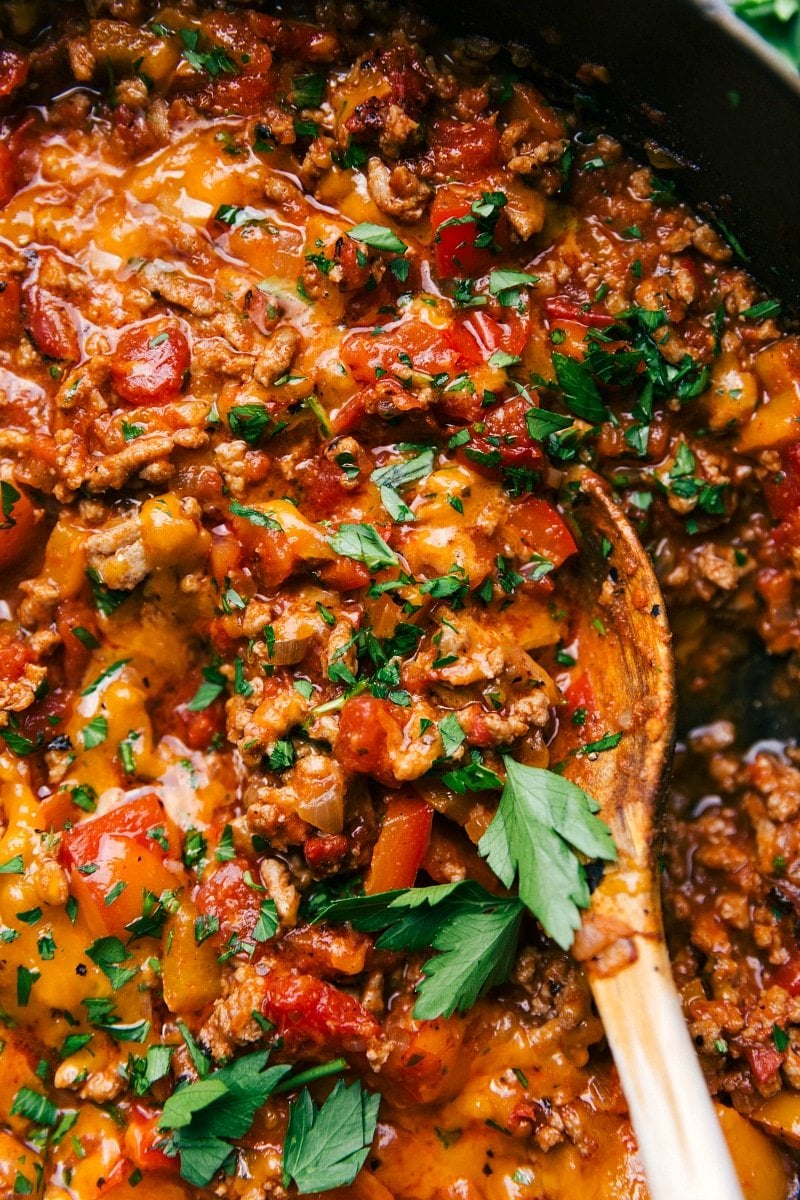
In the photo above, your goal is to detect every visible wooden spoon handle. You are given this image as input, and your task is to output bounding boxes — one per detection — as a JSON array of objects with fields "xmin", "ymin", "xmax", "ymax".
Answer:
[{"xmin": 590, "ymin": 937, "xmax": 744, "ymax": 1200}]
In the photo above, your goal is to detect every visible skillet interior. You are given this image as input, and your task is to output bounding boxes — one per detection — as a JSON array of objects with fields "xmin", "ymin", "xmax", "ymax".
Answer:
[{"xmin": 425, "ymin": 0, "xmax": 800, "ymax": 312}]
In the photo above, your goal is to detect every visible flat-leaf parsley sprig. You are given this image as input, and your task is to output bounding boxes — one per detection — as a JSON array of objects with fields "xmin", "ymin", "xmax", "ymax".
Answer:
[
  {"xmin": 318, "ymin": 761, "xmax": 616, "ymax": 1014},
  {"xmin": 478, "ymin": 757, "xmax": 616, "ymax": 950}
]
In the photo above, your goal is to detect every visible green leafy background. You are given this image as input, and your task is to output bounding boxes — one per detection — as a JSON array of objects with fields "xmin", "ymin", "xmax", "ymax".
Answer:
[{"xmin": 729, "ymin": 0, "xmax": 800, "ymax": 69}]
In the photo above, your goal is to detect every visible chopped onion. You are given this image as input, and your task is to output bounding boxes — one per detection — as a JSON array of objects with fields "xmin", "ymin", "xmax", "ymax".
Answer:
[
  {"xmin": 296, "ymin": 786, "xmax": 344, "ymax": 834},
  {"xmin": 270, "ymin": 637, "xmax": 310, "ymax": 666}
]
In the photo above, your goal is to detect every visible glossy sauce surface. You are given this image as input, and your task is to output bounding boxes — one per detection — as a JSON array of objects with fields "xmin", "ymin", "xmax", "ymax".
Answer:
[{"xmin": 1, "ymin": 5, "xmax": 800, "ymax": 1198}]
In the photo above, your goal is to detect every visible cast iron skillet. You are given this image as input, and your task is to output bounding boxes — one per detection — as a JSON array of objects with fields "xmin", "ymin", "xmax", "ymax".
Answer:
[{"xmin": 428, "ymin": 0, "xmax": 800, "ymax": 314}]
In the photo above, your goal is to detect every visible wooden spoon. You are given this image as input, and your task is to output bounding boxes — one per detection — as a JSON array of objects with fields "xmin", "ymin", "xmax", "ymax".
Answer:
[{"xmin": 553, "ymin": 467, "xmax": 744, "ymax": 1200}]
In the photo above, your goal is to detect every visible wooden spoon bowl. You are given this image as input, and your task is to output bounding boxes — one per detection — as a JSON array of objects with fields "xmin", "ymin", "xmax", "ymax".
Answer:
[{"xmin": 552, "ymin": 467, "xmax": 744, "ymax": 1200}]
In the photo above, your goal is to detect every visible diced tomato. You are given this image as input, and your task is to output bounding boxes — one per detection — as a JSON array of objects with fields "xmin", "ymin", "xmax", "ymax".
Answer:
[
  {"xmin": 382, "ymin": 1006, "xmax": 468, "ymax": 1105},
  {"xmin": 299, "ymin": 453, "xmax": 358, "ymax": 518},
  {"xmin": 427, "ymin": 117, "xmax": 500, "ymax": 181},
  {"xmin": 230, "ymin": 511, "xmax": 294, "ymax": 589},
  {"xmin": 0, "ymin": 278, "xmax": 21, "ymax": 337},
  {"xmin": 744, "ymin": 1045, "xmax": 784, "ymax": 1086},
  {"xmin": 545, "ymin": 296, "xmax": 616, "ymax": 329},
  {"xmin": 196, "ymin": 74, "xmax": 274, "ymax": 115},
  {"xmin": 365, "ymin": 795, "xmax": 433, "ymax": 894},
  {"xmin": 0, "ymin": 637, "xmax": 33, "ymax": 685},
  {"xmin": 194, "ymin": 857, "xmax": 263, "ymax": 943},
  {"xmin": 430, "ymin": 189, "xmax": 507, "ymax": 279},
  {"xmin": 562, "ymin": 671, "xmax": 595, "ymax": 720},
  {"xmin": 559, "ymin": 670, "xmax": 603, "ymax": 745},
  {"xmin": 260, "ymin": 970, "xmax": 380, "ymax": 1051},
  {"xmin": 378, "ymin": 44, "xmax": 434, "ymax": 113},
  {"xmin": 124, "ymin": 1110, "xmax": 178, "ymax": 1174},
  {"xmin": 200, "ymin": 11, "xmax": 273, "ymax": 72},
  {"xmin": 247, "ymin": 12, "xmax": 339, "ymax": 61},
  {"xmin": 63, "ymin": 794, "xmax": 183, "ymax": 859},
  {"xmin": 462, "ymin": 393, "xmax": 545, "ymax": 473},
  {"xmin": 342, "ymin": 317, "xmax": 459, "ymax": 387},
  {"xmin": 335, "ymin": 695, "xmax": 406, "ymax": 788},
  {"xmin": 0, "ymin": 145, "xmax": 17, "ymax": 208},
  {"xmin": 769, "ymin": 958, "xmax": 800, "ymax": 997},
  {"xmin": 505, "ymin": 496, "xmax": 578, "ymax": 567},
  {"xmin": 317, "ymin": 557, "xmax": 371, "ymax": 591},
  {"xmin": 303, "ymin": 833, "xmax": 349, "ymax": 871},
  {"xmin": 179, "ymin": 699, "xmax": 226, "ymax": 752},
  {"xmin": 173, "ymin": 13, "xmax": 274, "ymax": 114},
  {"xmin": 0, "ymin": 481, "xmax": 38, "ymax": 572},
  {"xmin": 26, "ymin": 287, "xmax": 80, "ymax": 361},
  {"xmin": 763, "ymin": 442, "xmax": 800, "ymax": 522},
  {"xmin": 331, "ymin": 378, "xmax": 427, "ymax": 436},
  {"xmin": 336, "ymin": 237, "xmax": 372, "ymax": 292},
  {"xmin": 19, "ymin": 687, "xmax": 72, "ymax": 745},
  {"xmin": 110, "ymin": 324, "xmax": 190, "ymax": 406},
  {"xmin": 61, "ymin": 796, "xmax": 184, "ymax": 937},
  {"xmin": 0, "ymin": 47, "xmax": 28, "ymax": 98},
  {"xmin": 443, "ymin": 308, "xmax": 529, "ymax": 367}
]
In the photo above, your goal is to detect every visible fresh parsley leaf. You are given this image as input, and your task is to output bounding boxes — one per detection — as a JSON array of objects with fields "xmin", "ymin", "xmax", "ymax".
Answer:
[
  {"xmin": 773, "ymin": 1024, "xmax": 790, "ymax": 1053},
  {"xmin": 214, "ymin": 204, "xmax": 266, "ymax": 228},
  {"xmin": 347, "ymin": 223, "xmax": 408, "ymax": 255},
  {"xmin": 1, "ymin": 728, "xmax": 36, "ymax": 756},
  {"xmin": 10, "ymin": 1086, "xmax": 58, "ymax": 1127},
  {"xmin": 488, "ymin": 268, "xmax": 539, "ymax": 307},
  {"xmin": 60, "ymin": 1032, "xmax": 92, "ymax": 1058},
  {"xmin": 441, "ymin": 749, "xmax": 503, "ymax": 794},
  {"xmin": 329, "ymin": 524, "xmax": 399, "ymax": 571},
  {"xmin": 525, "ymin": 408, "xmax": 573, "ymax": 440},
  {"xmin": 81, "ymin": 659, "xmax": 131, "ymax": 696},
  {"xmin": 292, "ymin": 72, "xmax": 325, "ymax": 108},
  {"xmin": 742, "ymin": 298, "xmax": 781, "ymax": 321},
  {"xmin": 478, "ymin": 758, "xmax": 616, "ymax": 950},
  {"xmin": 86, "ymin": 566, "xmax": 128, "ymax": 615},
  {"xmin": 130, "ymin": 1044, "xmax": 173, "ymax": 1096},
  {"xmin": 438, "ymin": 712, "xmax": 465, "ymax": 758},
  {"xmin": 371, "ymin": 448, "xmax": 435, "ymax": 523},
  {"xmin": 179, "ymin": 28, "xmax": 237, "ymax": 78},
  {"xmin": 317, "ymin": 881, "xmax": 524, "ymax": 1019},
  {"xmin": 282, "ymin": 1079, "xmax": 380, "ymax": 1193},
  {"xmin": 488, "ymin": 349, "xmax": 521, "ymax": 369},
  {"xmin": 71, "ymin": 626, "xmax": 100, "ymax": 650},
  {"xmin": 0, "ymin": 480, "xmax": 20, "ymax": 529},
  {"xmin": 85, "ymin": 936, "xmax": 138, "ymax": 989},
  {"xmin": 186, "ymin": 666, "xmax": 225, "ymax": 712},
  {"xmin": 252, "ymin": 899, "xmax": 279, "ymax": 942},
  {"xmin": 81, "ymin": 716, "xmax": 108, "ymax": 750},
  {"xmin": 159, "ymin": 1050, "xmax": 292, "ymax": 1186},
  {"xmin": 17, "ymin": 965, "xmax": 39, "ymax": 1006},
  {"xmin": 228, "ymin": 405, "xmax": 287, "ymax": 444},
  {"xmin": 552, "ymin": 353, "xmax": 608, "ymax": 424},
  {"xmin": 229, "ymin": 500, "xmax": 283, "ymax": 530},
  {"xmin": 579, "ymin": 731, "xmax": 624, "ymax": 754}
]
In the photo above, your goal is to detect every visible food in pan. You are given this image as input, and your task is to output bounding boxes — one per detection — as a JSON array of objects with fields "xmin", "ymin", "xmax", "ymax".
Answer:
[{"xmin": 0, "ymin": 4, "xmax": 799, "ymax": 1197}]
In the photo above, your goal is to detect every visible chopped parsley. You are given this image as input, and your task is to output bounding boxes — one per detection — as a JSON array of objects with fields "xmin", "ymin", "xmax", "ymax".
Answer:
[
  {"xmin": 328, "ymin": 524, "xmax": 399, "ymax": 571},
  {"xmin": 347, "ymin": 223, "xmax": 408, "ymax": 255}
]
